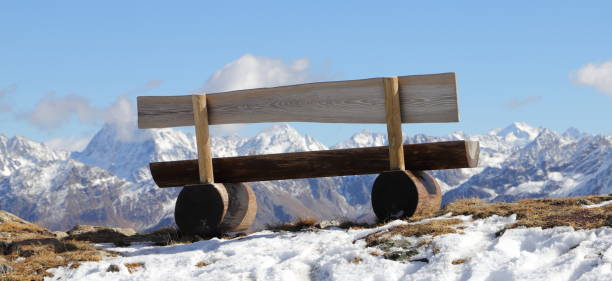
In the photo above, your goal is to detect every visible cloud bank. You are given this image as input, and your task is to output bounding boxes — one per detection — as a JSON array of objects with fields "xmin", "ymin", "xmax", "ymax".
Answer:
[
  {"xmin": 22, "ymin": 80, "xmax": 162, "ymax": 141},
  {"xmin": 573, "ymin": 60, "xmax": 612, "ymax": 97}
]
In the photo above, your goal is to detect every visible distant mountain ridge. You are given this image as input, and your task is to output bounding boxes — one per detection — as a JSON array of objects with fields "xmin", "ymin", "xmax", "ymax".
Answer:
[{"xmin": 0, "ymin": 122, "xmax": 609, "ymax": 231}]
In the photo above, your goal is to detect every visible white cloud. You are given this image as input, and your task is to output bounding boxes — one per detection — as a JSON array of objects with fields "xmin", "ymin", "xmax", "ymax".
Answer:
[
  {"xmin": 23, "ymin": 94, "xmax": 96, "ymax": 128},
  {"xmin": 573, "ymin": 60, "xmax": 612, "ymax": 97},
  {"xmin": 22, "ymin": 80, "xmax": 162, "ymax": 141},
  {"xmin": 200, "ymin": 54, "xmax": 316, "ymax": 93}
]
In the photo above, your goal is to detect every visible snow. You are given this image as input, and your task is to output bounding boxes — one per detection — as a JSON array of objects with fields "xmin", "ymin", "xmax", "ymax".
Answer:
[
  {"xmin": 548, "ymin": 172, "xmax": 564, "ymax": 181},
  {"xmin": 582, "ymin": 200, "xmax": 612, "ymax": 209},
  {"xmin": 47, "ymin": 215, "xmax": 612, "ymax": 281},
  {"xmin": 506, "ymin": 181, "xmax": 546, "ymax": 196}
]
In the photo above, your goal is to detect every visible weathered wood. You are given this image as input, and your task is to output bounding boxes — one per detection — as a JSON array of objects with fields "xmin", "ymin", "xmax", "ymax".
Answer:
[
  {"xmin": 174, "ymin": 183, "xmax": 229, "ymax": 235},
  {"xmin": 149, "ymin": 140, "xmax": 479, "ymax": 187},
  {"xmin": 137, "ymin": 73, "xmax": 458, "ymax": 128},
  {"xmin": 371, "ymin": 170, "xmax": 441, "ymax": 220},
  {"xmin": 412, "ymin": 170, "xmax": 442, "ymax": 213},
  {"xmin": 218, "ymin": 183, "xmax": 257, "ymax": 233},
  {"xmin": 192, "ymin": 94, "xmax": 214, "ymax": 184},
  {"xmin": 383, "ymin": 77, "xmax": 405, "ymax": 170}
]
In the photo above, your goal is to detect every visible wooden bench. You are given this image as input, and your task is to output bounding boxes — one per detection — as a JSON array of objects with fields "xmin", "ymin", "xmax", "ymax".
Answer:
[{"xmin": 137, "ymin": 72, "xmax": 479, "ymax": 235}]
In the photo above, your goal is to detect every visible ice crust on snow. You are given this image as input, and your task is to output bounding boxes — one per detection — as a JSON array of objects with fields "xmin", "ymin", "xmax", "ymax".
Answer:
[{"xmin": 47, "ymin": 216, "xmax": 612, "ymax": 281}]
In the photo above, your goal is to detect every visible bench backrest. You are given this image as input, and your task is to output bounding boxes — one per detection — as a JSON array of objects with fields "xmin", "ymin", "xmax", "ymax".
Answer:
[{"xmin": 137, "ymin": 72, "xmax": 458, "ymax": 129}]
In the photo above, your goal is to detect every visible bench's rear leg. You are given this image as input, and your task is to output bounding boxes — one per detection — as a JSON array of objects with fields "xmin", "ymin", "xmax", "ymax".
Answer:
[
  {"xmin": 371, "ymin": 170, "xmax": 441, "ymax": 221},
  {"xmin": 219, "ymin": 183, "xmax": 257, "ymax": 233}
]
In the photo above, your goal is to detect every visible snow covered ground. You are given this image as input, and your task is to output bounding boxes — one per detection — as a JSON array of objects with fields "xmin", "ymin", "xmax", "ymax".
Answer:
[{"xmin": 47, "ymin": 215, "xmax": 612, "ymax": 281}]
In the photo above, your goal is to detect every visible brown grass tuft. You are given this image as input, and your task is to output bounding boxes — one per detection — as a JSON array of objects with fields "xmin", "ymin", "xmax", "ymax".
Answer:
[
  {"xmin": 441, "ymin": 194, "xmax": 612, "ymax": 231},
  {"xmin": 452, "ymin": 258, "xmax": 469, "ymax": 265},
  {"xmin": 364, "ymin": 218, "xmax": 463, "ymax": 248},
  {"xmin": 3, "ymin": 240, "xmax": 102, "ymax": 281},
  {"xmin": 267, "ymin": 217, "xmax": 319, "ymax": 232},
  {"xmin": 195, "ymin": 261, "xmax": 209, "ymax": 267},
  {"xmin": 124, "ymin": 262, "xmax": 144, "ymax": 273},
  {"xmin": 0, "ymin": 221, "xmax": 51, "ymax": 241},
  {"xmin": 350, "ymin": 256, "xmax": 363, "ymax": 263}
]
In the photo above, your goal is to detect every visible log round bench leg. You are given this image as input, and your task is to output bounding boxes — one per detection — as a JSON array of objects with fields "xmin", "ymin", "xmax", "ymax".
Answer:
[
  {"xmin": 371, "ymin": 170, "xmax": 441, "ymax": 221},
  {"xmin": 175, "ymin": 183, "xmax": 229, "ymax": 235},
  {"xmin": 219, "ymin": 183, "xmax": 257, "ymax": 233}
]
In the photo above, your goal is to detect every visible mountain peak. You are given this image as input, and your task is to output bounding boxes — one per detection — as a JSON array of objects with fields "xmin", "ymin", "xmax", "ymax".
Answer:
[
  {"xmin": 333, "ymin": 130, "xmax": 387, "ymax": 149},
  {"xmin": 496, "ymin": 122, "xmax": 541, "ymax": 144},
  {"xmin": 257, "ymin": 123, "xmax": 299, "ymax": 136},
  {"xmin": 72, "ymin": 123, "xmax": 196, "ymax": 181},
  {"xmin": 562, "ymin": 127, "xmax": 586, "ymax": 139},
  {"xmin": 239, "ymin": 123, "xmax": 327, "ymax": 154}
]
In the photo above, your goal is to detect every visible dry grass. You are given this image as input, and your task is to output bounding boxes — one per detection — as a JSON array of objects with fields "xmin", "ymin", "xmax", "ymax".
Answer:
[
  {"xmin": 364, "ymin": 218, "xmax": 462, "ymax": 248},
  {"xmin": 2, "ymin": 240, "xmax": 101, "ymax": 281},
  {"xmin": 368, "ymin": 251, "xmax": 381, "ymax": 257},
  {"xmin": 0, "ymin": 221, "xmax": 51, "ymax": 241},
  {"xmin": 195, "ymin": 261, "xmax": 209, "ymax": 267},
  {"xmin": 452, "ymin": 258, "xmax": 469, "ymax": 265},
  {"xmin": 350, "ymin": 256, "xmax": 363, "ymax": 264},
  {"xmin": 0, "ymin": 221, "xmax": 47, "ymax": 235},
  {"xmin": 441, "ymin": 194, "xmax": 612, "ymax": 232},
  {"xmin": 267, "ymin": 217, "xmax": 319, "ymax": 232},
  {"xmin": 124, "ymin": 262, "xmax": 144, "ymax": 273}
]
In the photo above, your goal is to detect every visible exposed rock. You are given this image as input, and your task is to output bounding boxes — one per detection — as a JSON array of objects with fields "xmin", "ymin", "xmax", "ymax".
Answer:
[
  {"xmin": 318, "ymin": 220, "xmax": 341, "ymax": 229},
  {"xmin": 54, "ymin": 231, "xmax": 68, "ymax": 239},
  {"xmin": 0, "ymin": 241, "xmax": 11, "ymax": 255},
  {"xmin": 106, "ymin": 264, "xmax": 120, "ymax": 272},
  {"xmin": 67, "ymin": 225, "xmax": 137, "ymax": 243},
  {"xmin": 0, "ymin": 263, "xmax": 13, "ymax": 273},
  {"xmin": 19, "ymin": 249, "xmax": 35, "ymax": 257}
]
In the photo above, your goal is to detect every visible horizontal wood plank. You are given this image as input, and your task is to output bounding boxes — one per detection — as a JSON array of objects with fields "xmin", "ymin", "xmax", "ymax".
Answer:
[
  {"xmin": 138, "ymin": 73, "xmax": 458, "ymax": 128},
  {"xmin": 149, "ymin": 140, "xmax": 479, "ymax": 187}
]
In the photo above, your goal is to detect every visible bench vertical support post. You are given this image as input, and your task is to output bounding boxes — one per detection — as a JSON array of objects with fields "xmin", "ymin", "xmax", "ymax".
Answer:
[
  {"xmin": 192, "ymin": 94, "xmax": 215, "ymax": 184},
  {"xmin": 383, "ymin": 77, "xmax": 405, "ymax": 171}
]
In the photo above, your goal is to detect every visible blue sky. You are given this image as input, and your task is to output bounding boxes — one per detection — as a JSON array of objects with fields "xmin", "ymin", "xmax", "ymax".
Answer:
[{"xmin": 1, "ymin": 1, "xmax": 611, "ymax": 149}]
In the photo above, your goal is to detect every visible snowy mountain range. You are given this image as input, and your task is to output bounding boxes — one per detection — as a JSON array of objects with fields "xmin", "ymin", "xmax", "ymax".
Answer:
[{"xmin": 0, "ymin": 122, "xmax": 610, "ymax": 231}]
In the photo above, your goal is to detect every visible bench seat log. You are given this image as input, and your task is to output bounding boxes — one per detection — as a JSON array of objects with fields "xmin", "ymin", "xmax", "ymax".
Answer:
[
  {"xmin": 138, "ymin": 73, "xmax": 458, "ymax": 128},
  {"xmin": 149, "ymin": 140, "xmax": 479, "ymax": 187}
]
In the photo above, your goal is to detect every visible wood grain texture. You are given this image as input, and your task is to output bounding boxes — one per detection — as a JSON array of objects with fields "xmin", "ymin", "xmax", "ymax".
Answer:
[
  {"xmin": 383, "ymin": 77, "xmax": 405, "ymax": 170},
  {"xmin": 218, "ymin": 183, "xmax": 257, "ymax": 233},
  {"xmin": 192, "ymin": 94, "xmax": 214, "ymax": 184},
  {"xmin": 137, "ymin": 73, "xmax": 458, "ymax": 128},
  {"xmin": 149, "ymin": 140, "xmax": 480, "ymax": 187}
]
